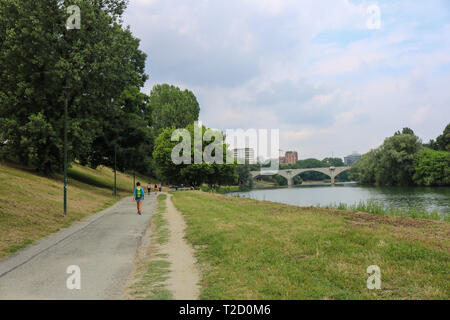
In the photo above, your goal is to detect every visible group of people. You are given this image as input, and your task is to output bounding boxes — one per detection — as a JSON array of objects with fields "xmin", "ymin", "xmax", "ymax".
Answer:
[
  {"xmin": 132, "ymin": 182, "xmax": 162, "ymax": 215},
  {"xmin": 147, "ymin": 183, "xmax": 162, "ymax": 195}
]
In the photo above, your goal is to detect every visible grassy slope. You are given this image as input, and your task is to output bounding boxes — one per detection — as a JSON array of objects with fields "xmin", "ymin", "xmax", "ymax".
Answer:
[
  {"xmin": 0, "ymin": 162, "xmax": 151, "ymax": 259},
  {"xmin": 172, "ymin": 191, "xmax": 450, "ymax": 300}
]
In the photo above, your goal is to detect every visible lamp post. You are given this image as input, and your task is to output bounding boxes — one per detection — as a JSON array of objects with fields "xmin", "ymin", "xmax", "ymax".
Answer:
[
  {"xmin": 63, "ymin": 85, "xmax": 70, "ymax": 216},
  {"xmin": 114, "ymin": 144, "xmax": 117, "ymax": 196}
]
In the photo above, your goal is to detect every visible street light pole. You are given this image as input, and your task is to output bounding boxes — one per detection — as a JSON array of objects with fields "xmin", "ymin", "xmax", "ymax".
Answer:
[
  {"xmin": 114, "ymin": 145, "xmax": 117, "ymax": 196},
  {"xmin": 63, "ymin": 86, "xmax": 70, "ymax": 216}
]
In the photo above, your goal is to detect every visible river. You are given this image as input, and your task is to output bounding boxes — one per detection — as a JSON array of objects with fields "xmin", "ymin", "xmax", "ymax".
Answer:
[{"xmin": 228, "ymin": 183, "xmax": 450, "ymax": 217}]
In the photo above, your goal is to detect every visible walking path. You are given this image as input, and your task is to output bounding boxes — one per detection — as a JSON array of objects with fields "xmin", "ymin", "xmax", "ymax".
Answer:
[{"xmin": 0, "ymin": 195, "xmax": 156, "ymax": 299}]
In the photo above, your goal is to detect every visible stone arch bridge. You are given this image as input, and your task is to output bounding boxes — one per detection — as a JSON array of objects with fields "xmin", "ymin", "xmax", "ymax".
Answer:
[{"xmin": 250, "ymin": 166, "xmax": 351, "ymax": 187}]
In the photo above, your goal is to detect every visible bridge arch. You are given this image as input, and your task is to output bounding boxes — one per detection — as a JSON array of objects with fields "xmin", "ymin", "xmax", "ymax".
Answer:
[
  {"xmin": 250, "ymin": 166, "xmax": 352, "ymax": 187},
  {"xmin": 252, "ymin": 172, "xmax": 290, "ymax": 186},
  {"xmin": 290, "ymin": 168, "xmax": 331, "ymax": 179}
]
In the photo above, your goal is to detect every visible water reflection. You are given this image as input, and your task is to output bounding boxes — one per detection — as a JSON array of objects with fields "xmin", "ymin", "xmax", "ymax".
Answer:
[{"xmin": 228, "ymin": 183, "xmax": 450, "ymax": 216}]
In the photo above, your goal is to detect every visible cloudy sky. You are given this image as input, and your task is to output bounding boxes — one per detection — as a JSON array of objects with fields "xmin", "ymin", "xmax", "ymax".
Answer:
[{"xmin": 123, "ymin": 0, "xmax": 450, "ymax": 159}]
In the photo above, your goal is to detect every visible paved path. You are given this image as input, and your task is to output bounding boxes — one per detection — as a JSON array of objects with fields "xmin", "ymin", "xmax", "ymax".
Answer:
[{"xmin": 0, "ymin": 195, "xmax": 156, "ymax": 300}]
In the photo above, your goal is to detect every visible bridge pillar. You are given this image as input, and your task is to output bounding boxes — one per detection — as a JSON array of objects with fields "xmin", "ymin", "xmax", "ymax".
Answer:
[
  {"xmin": 329, "ymin": 167, "xmax": 336, "ymax": 185},
  {"xmin": 287, "ymin": 177, "xmax": 294, "ymax": 187}
]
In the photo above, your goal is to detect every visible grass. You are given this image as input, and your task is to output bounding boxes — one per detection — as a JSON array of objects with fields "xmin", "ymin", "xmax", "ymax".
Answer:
[
  {"xmin": 127, "ymin": 194, "xmax": 173, "ymax": 300},
  {"xmin": 0, "ymin": 161, "xmax": 151, "ymax": 259},
  {"xmin": 68, "ymin": 162, "xmax": 150, "ymax": 192},
  {"xmin": 199, "ymin": 185, "xmax": 240, "ymax": 194},
  {"xmin": 324, "ymin": 200, "xmax": 449, "ymax": 222},
  {"xmin": 171, "ymin": 191, "xmax": 450, "ymax": 300}
]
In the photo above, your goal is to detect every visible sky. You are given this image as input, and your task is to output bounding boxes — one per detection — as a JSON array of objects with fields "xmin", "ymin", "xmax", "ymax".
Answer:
[{"xmin": 123, "ymin": 0, "xmax": 450, "ymax": 160}]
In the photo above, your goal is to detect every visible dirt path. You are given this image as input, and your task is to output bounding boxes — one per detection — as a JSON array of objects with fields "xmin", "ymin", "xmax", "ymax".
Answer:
[{"xmin": 164, "ymin": 193, "xmax": 201, "ymax": 299}]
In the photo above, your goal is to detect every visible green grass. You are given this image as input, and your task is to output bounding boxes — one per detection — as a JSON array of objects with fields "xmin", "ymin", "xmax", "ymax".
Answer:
[
  {"xmin": 131, "ymin": 260, "xmax": 172, "ymax": 300},
  {"xmin": 68, "ymin": 162, "xmax": 151, "ymax": 192},
  {"xmin": 5, "ymin": 239, "xmax": 33, "ymax": 255},
  {"xmin": 0, "ymin": 161, "xmax": 152, "ymax": 259},
  {"xmin": 127, "ymin": 193, "xmax": 173, "ymax": 300},
  {"xmin": 171, "ymin": 191, "xmax": 450, "ymax": 300},
  {"xmin": 324, "ymin": 200, "xmax": 449, "ymax": 222},
  {"xmin": 153, "ymin": 194, "xmax": 169, "ymax": 245},
  {"xmin": 199, "ymin": 185, "xmax": 240, "ymax": 194}
]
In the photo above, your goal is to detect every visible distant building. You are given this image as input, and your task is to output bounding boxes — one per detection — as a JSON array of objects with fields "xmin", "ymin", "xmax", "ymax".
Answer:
[
  {"xmin": 280, "ymin": 151, "xmax": 298, "ymax": 165},
  {"xmin": 344, "ymin": 153, "xmax": 361, "ymax": 165},
  {"xmin": 233, "ymin": 148, "xmax": 255, "ymax": 164}
]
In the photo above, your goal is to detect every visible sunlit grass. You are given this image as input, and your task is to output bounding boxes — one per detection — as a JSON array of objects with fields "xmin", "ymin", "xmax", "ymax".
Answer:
[
  {"xmin": 172, "ymin": 191, "xmax": 450, "ymax": 300},
  {"xmin": 324, "ymin": 200, "xmax": 449, "ymax": 222}
]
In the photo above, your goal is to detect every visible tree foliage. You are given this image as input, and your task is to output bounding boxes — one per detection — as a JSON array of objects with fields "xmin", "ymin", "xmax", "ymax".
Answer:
[
  {"xmin": 236, "ymin": 164, "xmax": 253, "ymax": 190},
  {"xmin": 413, "ymin": 149, "xmax": 450, "ymax": 186},
  {"xmin": 353, "ymin": 131, "xmax": 424, "ymax": 186},
  {"xmin": 149, "ymin": 84, "xmax": 200, "ymax": 134},
  {"xmin": 153, "ymin": 124, "xmax": 237, "ymax": 187},
  {"xmin": 0, "ymin": 0, "xmax": 148, "ymax": 173},
  {"xmin": 435, "ymin": 123, "xmax": 450, "ymax": 152}
]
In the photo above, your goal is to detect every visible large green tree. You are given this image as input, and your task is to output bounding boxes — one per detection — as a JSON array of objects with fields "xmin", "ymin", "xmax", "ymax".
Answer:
[
  {"xmin": 0, "ymin": 0, "xmax": 148, "ymax": 173},
  {"xmin": 375, "ymin": 133, "xmax": 422, "ymax": 185},
  {"xmin": 148, "ymin": 84, "xmax": 200, "ymax": 133},
  {"xmin": 435, "ymin": 123, "xmax": 450, "ymax": 152},
  {"xmin": 352, "ymin": 131, "xmax": 422, "ymax": 186},
  {"xmin": 153, "ymin": 124, "xmax": 237, "ymax": 187},
  {"xmin": 413, "ymin": 148, "xmax": 450, "ymax": 186}
]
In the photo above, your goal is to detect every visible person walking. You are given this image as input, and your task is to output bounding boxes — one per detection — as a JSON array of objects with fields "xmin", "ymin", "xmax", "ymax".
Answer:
[
  {"xmin": 154, "ymin": 183, "xmax": 158, "ymax": 195},
  {"xmin": 133, "ymin": 182, "xmax": 145, "ymax": 215},
  {"xmin": 158, "ymin": 183, "xmax": 162, "ymax": 192},
  {"xmin": 147, "ymin": 183, "xmax": 151, "ymax": 195}
]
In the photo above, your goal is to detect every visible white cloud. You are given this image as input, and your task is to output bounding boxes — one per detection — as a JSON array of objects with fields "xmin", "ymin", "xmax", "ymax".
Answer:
[
  {"xmin": 411, "ymin": 105, "xmax": 431, "ymax": 125},
  {"xmin": 123, "ymin": 0, "xmax": 450, "ymax": 159}
]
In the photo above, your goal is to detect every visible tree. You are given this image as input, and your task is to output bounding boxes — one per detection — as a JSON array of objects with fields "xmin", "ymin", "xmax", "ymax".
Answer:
[
  {"xmin": 350, "ymin": 149, "xmax": 378, "ymax": 184},
  {"xmin": 352, "ymin": 132, "xmax": 422, "ymax": 186},
  {"xmin": 153, "ymin": 124, "xmax": 237, "ymax": 187},
  {"xmin": 0, "ymin": 0, "xmax": 147, "ymax": 173},
  {"xmin": 293, "ymin": 175, "xmax": 303, "ymax": 185},
  {"xmin": 149, "ymin": 84, "xmax": 200, "ymax": 133},
  {"xmin": 274, "ymin": 175, "xmax": 287, "ymax": 186},
  {"xmin": 375, "ymin": 133, "xmax": 422, "ymax": 185},
  {"xmin": 322, "ymin": 157, "xmax": 345, "ymax": 167},
  {"xmin": 236, "ymin": 164, "xmax": 253, "ymax": 190},
  {"xmin": 435, "ymin": 123, "xmax": 450, "ymax": 151},
  {"xmin": 413, "ymin": 148, "xmax": 450, "ymax": 186},
  {"xmin": 402, "ymin": 127, "xmax": 415, "ymax": 135},
  {"xmin": 394, "ymin": 127, "xmax": 415, "ymax": 136},
  {"xmin": 81, "ymin": 86, "xmax": 154, "ymax": 176}
]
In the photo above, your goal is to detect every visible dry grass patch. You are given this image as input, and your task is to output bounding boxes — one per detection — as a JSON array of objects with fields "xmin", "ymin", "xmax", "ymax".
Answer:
[{"xmin": 0, "ymin": 162, "xmax": 151, "ymax": 259}]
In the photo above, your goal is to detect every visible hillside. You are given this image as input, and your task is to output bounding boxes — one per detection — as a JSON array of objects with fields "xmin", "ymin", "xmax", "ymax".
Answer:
[{"xmin": 0, "ymin": 162, "xmax": 152, "ymax": 259}]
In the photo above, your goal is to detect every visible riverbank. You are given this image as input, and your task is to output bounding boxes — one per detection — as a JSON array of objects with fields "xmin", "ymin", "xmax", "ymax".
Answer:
[
  {"xmin": 229, "ymin": 184, "xmax": 450, "ymax": 221},
  {"xmin": 171, "ymin": 191, "xmax": 449, "ymax": 299}
]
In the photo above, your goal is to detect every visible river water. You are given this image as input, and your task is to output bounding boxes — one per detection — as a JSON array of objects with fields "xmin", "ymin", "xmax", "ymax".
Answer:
[{"xmin": 228, "ymin": 183, "xmax": 450, "ymax": 217}]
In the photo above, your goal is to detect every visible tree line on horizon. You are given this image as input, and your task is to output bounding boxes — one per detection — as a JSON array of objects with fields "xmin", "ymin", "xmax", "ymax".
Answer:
[{"xmin": 350, "ymin": 125, "xmax": 450, "ymax": 186}]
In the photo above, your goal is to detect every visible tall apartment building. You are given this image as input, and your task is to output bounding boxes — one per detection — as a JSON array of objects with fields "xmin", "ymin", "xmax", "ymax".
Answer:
[
  {"xmin": 279, "ymin": 151, "xmax": 298, "ymax": 165},
  {"xmin": 233, "ymin": 148, "xmax": 255, "ymax": 164}
]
